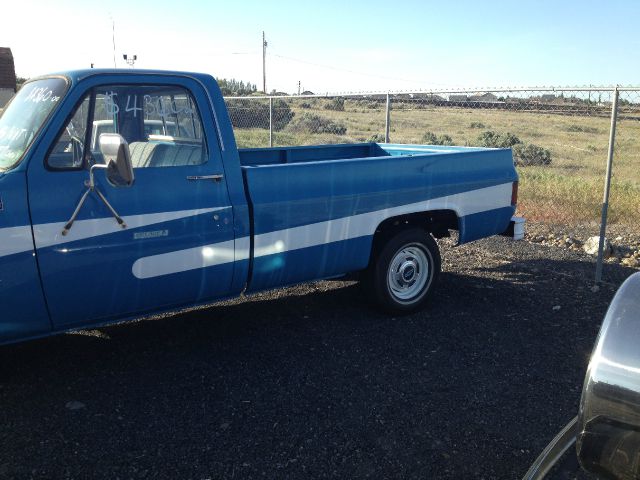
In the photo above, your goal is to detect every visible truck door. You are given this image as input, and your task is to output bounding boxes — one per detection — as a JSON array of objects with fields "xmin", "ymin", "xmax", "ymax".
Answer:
[{"xmin": 27, "ymin": 76, "xmax": 236, "ymax": 329}]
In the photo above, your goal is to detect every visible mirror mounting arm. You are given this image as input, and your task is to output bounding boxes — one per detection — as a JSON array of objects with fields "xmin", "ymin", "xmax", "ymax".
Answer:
[
  {"xmin": 87, "ymin": 163, "xmax": 107, "ymax": 189},
  {"xmin": 61, "ymin": 164, "xmax": 127, "ymax": 236}
]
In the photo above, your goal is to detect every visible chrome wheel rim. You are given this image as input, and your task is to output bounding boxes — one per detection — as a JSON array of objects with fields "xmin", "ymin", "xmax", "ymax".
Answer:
[{"xmin": 387, "ymin": 244, "xmax": 430, "ymax": 302}]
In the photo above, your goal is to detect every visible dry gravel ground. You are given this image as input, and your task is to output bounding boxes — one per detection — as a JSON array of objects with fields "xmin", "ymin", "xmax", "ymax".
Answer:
[{"xmin": 0, "ymin": 236, "xmax": 637, "ymax": 479}]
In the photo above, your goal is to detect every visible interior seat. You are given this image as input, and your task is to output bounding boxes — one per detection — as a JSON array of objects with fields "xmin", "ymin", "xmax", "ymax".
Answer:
[{"xmin": 128, "ymin": 142, "xmax": 204, "ymax": 168}]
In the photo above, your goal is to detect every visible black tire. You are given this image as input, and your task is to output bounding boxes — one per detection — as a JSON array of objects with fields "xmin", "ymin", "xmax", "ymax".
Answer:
[{"xmin": 366, "ymin": 228, "xmax": 441, "ymax": 314}]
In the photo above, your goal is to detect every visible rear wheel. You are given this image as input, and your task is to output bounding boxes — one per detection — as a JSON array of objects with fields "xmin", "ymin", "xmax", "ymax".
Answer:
[{"xmin": 367, "ymin": 228, "xmax": 441, "ymax": 314}]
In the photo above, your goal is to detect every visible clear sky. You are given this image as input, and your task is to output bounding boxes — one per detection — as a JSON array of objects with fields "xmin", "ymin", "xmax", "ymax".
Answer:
[{"xmin": 2, "ymin": 0, "xmax": 638, "ymax": 93}]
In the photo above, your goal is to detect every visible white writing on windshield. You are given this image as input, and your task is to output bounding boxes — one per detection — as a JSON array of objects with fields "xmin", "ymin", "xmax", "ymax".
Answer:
[
  {"xmin": 23, "ymin": 86, "xmax": 61, "ymax": 104},
  {"xmin": 0, "ymin": 126, "xmax": 28, "ymax": 142}
]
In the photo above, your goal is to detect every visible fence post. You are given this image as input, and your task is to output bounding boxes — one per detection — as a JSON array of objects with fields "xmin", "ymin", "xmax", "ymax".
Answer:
[
  {"xmin": 595, "ymin": 86, "xmax": 620, "ymax": 283},
  {"xmin": 385, "ymin": 93, "xmax": 391, "ymax": 143},
  {"xmin": 268, "ymin": 97, "xmax": 273, "ymax": 147}
]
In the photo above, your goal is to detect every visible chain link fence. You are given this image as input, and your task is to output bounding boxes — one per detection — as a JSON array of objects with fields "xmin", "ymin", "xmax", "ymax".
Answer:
[
  {"xmin": 226, "ymin": 95, "xmax": 387, "ymax": 148},
  {"xmin": 226, "ymin": 87, "xmax": 640, "ymax": 280}
]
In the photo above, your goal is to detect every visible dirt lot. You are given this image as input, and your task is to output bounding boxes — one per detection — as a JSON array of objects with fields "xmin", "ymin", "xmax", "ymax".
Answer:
[{"xmin": 0, "ymin": 236, "xmax": 635, "ymax": 479}]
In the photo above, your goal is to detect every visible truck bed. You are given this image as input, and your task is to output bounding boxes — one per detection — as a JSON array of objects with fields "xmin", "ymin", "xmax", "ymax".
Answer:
[
  {"xmin": 238, "ymin": 142, "xmax": 487, "ymax": 166},
  {"xmin": 239, "ymin": 142, "xmax": 516, "ymax": 292}
]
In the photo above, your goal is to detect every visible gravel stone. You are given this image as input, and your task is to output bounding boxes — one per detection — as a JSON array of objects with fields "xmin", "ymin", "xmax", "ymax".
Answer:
[{"xmin": 0, "ymin": 235, "xmax": 631, "ymax": 479}]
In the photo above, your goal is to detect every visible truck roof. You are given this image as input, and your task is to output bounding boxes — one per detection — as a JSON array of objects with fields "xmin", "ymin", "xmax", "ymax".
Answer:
[{"xmin": 29, "ymin": 69, "xmax": 215, "ymax": 84}]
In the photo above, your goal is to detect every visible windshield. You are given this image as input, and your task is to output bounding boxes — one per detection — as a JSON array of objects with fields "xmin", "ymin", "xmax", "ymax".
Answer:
[{"xmin": 0, "ymin": 77, "xmax": 67, "ymax": 171}]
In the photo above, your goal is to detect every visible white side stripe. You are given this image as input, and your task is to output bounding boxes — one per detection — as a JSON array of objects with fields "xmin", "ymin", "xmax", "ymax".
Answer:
[
  {"xmin": 32, "ymin": 207, "xmax": 229, "ymax": 251},
  {"xmin": 0, "ymin": 225, "xmax": 34, "ymax": 258},
  {"xmin": 132, "ymin": 240, "xmax": 236, "ymax": 279},
  {"xmin": 253, "ymin": 182, "xmax": 512, "ymax": 256},
  {"xmin": 2, "ymin": 183, "xmax": 512, "ymax": 279},
  {"xmin": 0, "ymin": 207, "xmax": 229, "ymax": 259},
  {"xmin": 235, "ymin": 236, "xmax": 251, "ymax": 262},
  {"xmin": 130, "ymin": 183, "xmax": 512, "ymax": 279}
]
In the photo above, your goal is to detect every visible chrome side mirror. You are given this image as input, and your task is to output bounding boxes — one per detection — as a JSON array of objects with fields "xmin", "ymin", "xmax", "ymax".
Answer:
[
  {"xmin": 577, "ymin": 272, "xmax": 640, "ymax": 478},
  {"xmin": 98, "ymin": 133, "xmax": 135, "ymax": 187}
]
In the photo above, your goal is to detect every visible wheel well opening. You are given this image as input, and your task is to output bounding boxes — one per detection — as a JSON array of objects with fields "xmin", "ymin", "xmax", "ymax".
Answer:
[
  {"xmin": 375, "ymin": 210, "xmax": 458, "ymax": 238},
  {"xmin": 369, "ymin": 210, "xmax": 458, "ymax": 259}
]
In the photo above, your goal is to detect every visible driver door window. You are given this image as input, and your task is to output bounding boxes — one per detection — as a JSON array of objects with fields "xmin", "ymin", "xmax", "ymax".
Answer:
[
  {"xmin": 46, "ymin": 85, "xmax": 207, "ymax": 170},
  {"xmin": 93, "ymin": 86, "xmax": 208, "ymax": 168}
]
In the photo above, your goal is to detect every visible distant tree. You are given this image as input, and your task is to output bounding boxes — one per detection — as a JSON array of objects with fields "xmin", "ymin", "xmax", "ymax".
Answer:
[
  {"xmin": 16, "ymin": 76, "xmax": 28, "ymax": 90},
  {"xmin": 217, "ymin": 78, "xmax": 257, "ymax": 96}
]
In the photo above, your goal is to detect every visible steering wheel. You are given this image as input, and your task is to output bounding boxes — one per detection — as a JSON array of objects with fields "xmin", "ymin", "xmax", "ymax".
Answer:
[{"xmin": 65, "ymin": 126, "xmax": 84, "ymax": 167}]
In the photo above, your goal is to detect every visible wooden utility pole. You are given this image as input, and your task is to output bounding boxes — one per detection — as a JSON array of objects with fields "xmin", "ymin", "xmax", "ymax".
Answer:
[{"xmin": 262, "ymin": 31, "xmax": 267, "ymax": 94}]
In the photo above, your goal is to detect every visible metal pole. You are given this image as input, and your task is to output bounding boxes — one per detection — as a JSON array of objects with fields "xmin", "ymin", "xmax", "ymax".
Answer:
[
  {"xmin": 112, "ymin": 19, "xmax": 117, "ymax": 68},
  {"xmin": 269, "ymin": 97, "xmax": 273, "ymax": 147},
  {"xmin": 384, "ymin": 93, "xmax": 391, "ymax": 143},
  {"xmin": 595, "ymin": 86, "xmax": 619, "ymax": 283},
  {"xmin": 262, "ymin": 31, "xmax": 267, "ymax": 94}
]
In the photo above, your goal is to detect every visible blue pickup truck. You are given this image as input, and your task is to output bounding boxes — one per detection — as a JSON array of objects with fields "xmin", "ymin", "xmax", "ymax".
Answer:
[{"xmin": 0, "ymin": 70, "xmax": 521, "ymax": 344}]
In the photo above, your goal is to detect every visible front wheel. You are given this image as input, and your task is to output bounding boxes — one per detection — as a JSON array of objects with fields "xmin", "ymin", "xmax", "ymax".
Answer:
[{"xmin": 367, "ymin": 228, "xmax": 441, "ymax": 314}]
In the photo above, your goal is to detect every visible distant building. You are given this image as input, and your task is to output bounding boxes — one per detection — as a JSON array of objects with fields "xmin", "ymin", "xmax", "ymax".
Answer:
[
  {"xmin": 0, "ymin": 47, "xmax": 17, "ymax": 108},
  {"xmin": 423, "ymin": 94, "xmax": 446, "ymax": 102},
  {"xmin": 469, "ymin": 92, "xmax": 498, "ymax": 102},
  {"xmin": 407, "ymin": 93, "xmax": 446, "ymax": 104},
  {"xmin": 449, "ymin": 94, "xmax": 468, "ymax": 102}
]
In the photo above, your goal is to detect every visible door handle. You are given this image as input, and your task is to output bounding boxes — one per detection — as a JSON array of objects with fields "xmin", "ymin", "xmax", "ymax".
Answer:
[{"xmin": 186, "ymin": 174, "xmax": 224, "ymax": 182}]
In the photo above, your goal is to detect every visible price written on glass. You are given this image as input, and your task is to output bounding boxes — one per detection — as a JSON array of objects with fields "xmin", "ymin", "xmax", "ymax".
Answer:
[
  {"xmin": 23, "ymin": 87, "xmax": 61, "ymax": 104},
  {"xmin": 0, "ymin": 126, "xmax": 28, "ymax": 142},
  {"xmin": 103, "ymin": 93, "xmax": 193, "ymax": 118}
]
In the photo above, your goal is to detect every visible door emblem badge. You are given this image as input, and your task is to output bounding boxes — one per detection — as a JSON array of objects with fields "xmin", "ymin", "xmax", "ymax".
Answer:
[{"xmin": 133, "ymin": 229, "xmax": 169, "ymax": 240}]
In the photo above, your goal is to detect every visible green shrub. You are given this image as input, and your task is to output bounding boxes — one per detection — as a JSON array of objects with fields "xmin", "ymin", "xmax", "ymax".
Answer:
[
  {"xmin": 566, "ymin": 124, "xmax": 599, "ymax": 134},
  {"xmin": 470, "ymin": 121, "xmax": 486, "ymax": 129},
  {"xmin": 476, "ymin": 130, "xmax": 521, "ymax": 148},
  {"xmin": 368, "ymin": 133, "xmax": 385, "ymax": 142},
  {"xmin": 475, "ymin": 130, "xmax": 552, "ymax": 166},
  {"xmin": 226, "ymin": 99, "xmax": 294, "ymax": 131},
  {"xmin": 324, "ymin": 97, "xmax": 345, "ymax": 111},
  {"xmin": 354, "ymin": 100, "xmax": 380, "ymax": 109},
  {"xmin": 300, "ymin": 102, "xmax": 312, "ymax": 109},
  {"xmin": 422, "ymin": 131, "xmax": 454, "ymax": 146},
  {"xmin": 287, "ymin": 113, "xmax": 347, "ymax": 135},
  {"xmin": 422, "ymin": 132, "xmax": 437, "ymax": 144},
  {"xmin": 513, "ymin": 143, "xmax": 552, "ymax": 166}
]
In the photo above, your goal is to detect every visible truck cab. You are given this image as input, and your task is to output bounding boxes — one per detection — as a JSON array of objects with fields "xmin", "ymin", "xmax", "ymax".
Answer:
[{"xmin": 1, "ymin": 71, "xmax": 249, "ymax": 342}]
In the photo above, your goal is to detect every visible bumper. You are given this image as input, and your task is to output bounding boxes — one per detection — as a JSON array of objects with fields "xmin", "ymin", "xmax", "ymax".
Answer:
[{"xmin": 500, "ymin": 216, "xmax": 526, "ymax": 240}]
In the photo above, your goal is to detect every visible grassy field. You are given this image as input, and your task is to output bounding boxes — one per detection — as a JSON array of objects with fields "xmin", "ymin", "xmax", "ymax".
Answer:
[
  {"xmin": 2, "ymin": 99, "xmax": 638, "ymax": 227},
  {"xmin": 231, "ymin": 99, "xmax": 640, "ymax": 227}
]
